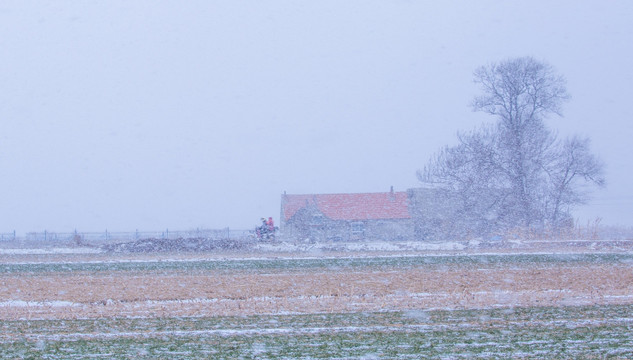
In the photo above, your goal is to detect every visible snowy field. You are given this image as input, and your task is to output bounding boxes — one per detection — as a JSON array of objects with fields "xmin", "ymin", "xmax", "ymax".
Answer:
[
  {"xmin": 2, "ymin": 306, "xmax": 633, "ymax": 358},
  {"xmin": 1, "ymin": 241, "xmax": 632, "ymax": 358}
]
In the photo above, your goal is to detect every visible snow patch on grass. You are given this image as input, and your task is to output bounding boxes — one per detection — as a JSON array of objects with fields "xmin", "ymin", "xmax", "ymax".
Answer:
[
  {"xmin": 0, "ymin": 247, "xmax": 102, "ymax": 255},
  {"xmin": 0, "ymin": 300, "xmax": 81, "ymax": 307}
]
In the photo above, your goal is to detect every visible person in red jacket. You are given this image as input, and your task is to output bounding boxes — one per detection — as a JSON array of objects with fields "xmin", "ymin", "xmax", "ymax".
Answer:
[{"xmin": 256, "ymin": 217, "xmax": 276, "ymax": 240}]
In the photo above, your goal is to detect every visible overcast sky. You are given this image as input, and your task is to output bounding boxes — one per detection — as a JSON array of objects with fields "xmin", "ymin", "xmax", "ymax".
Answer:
[{"xmin": 1, "ymin": 1, "xmax": 631, "ymax": 233}]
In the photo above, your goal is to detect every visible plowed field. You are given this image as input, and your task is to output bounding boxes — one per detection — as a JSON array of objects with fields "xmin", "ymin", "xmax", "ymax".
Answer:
[{"xmin": 1, "ymin": 251, "xmax": 632, "ymax": 358}]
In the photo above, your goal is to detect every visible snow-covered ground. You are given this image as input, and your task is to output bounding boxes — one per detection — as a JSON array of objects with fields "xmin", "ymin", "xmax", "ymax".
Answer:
[
  {"xmin": 253, "ymin": 239, "xmax": 468, "ymax": 253},
  {"xmin": 1, "ymin": 236, "xmax": 631, "ymax": 258},
  {"xmin": 1, "ymin": 244, "xmax": 632, "ymax": 358},
  {"xmin": 0, "ymin": 247, "xmax": 103, "ymax": 255}
]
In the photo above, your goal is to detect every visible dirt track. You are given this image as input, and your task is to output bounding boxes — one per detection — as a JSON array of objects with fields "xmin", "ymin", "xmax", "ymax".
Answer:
[{"xmin": 1, "ymin": 258, "xmax": 632, "ymax": 320}]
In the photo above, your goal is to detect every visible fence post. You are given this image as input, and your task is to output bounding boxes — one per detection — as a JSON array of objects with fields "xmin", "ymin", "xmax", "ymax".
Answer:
[
  {"xmin": 166, "ymin": 228, "xmax": 169, "ymax": 239},
  {"xmin": 44, "ymin": 230, "xmax": 47, "ymax": 242},
  {"xmin": 13, "ymin": 230, "xmax": 16, "ymax": 241},
  {"xmin": 105, "ymin": 229, "xmax": 108, "ymax": 241}
]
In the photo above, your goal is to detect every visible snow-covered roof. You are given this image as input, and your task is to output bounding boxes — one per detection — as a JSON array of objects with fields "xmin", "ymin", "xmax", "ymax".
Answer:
[{"xmin": 282, "ymin": 191, "xmax": 411, "ymax": 222}]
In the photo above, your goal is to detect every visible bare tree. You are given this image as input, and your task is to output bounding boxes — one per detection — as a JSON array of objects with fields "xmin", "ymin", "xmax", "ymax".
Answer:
[
  {"xmin": 472, "ymin": 57, "xmax": 570, "ymax": 125},
  {"xmin": 472, "ymin": 57, "xmax": 570, "ymax": 228},
  {"xmin": 418, "ymin": 57, "xmax": 604, "ymax": 239},
  {"xmin": 545, "ymin": 136, "xmax": 605, "ymax": 228}
]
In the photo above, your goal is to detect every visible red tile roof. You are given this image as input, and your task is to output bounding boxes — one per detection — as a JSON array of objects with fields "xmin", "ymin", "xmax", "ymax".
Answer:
[{"xmin": 282, "ymin": 192, "xmax": 411, "ymax": 221}]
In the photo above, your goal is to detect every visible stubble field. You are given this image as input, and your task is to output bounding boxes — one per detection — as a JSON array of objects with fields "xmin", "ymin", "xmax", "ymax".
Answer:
[{"xmin": 1, "ymin": 246, "xmax": 633, "ymax": 358}]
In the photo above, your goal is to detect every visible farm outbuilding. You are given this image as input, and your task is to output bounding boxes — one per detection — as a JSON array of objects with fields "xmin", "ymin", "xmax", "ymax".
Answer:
[{"xmin": 280, "ymin": 188, "xmax": 414, "ymax": 242}]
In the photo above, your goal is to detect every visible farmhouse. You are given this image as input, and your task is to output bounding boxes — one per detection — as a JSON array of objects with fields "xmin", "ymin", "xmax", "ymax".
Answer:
[{"xmin": 280, "ymin": 188, "xmax": 414, "ymax": 241}]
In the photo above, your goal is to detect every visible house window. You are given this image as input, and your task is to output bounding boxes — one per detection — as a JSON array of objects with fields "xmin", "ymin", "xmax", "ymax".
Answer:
[{"xmin": 351, "ymin": 222, "xmax": 365, "ymax": 235}]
